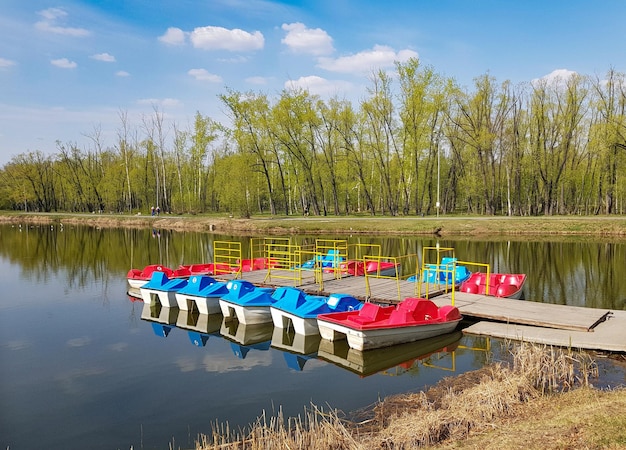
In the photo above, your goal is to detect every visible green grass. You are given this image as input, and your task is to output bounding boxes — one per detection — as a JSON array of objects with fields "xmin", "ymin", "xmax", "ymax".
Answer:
[{"xmin": 3, "ymin": 211, "xmax": 626, "ymax": 239}]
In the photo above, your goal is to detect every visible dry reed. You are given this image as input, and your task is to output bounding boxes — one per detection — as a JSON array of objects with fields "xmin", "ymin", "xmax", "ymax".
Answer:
[
  {"xmin": 195, "ymin": 405, "xmax": 359, "ymax": 450},
  {"xmin": 195, "ymin": 342, "xmax": 601, "ymax": 450}
]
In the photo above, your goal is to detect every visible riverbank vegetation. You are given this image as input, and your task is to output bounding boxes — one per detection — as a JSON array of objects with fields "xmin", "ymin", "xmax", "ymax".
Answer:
[
  {"xmin": 194, "ymin": 342, "xmax": 625, "ymax": 449},
  {"xmin": 2, "ymin": 212, "xmax": 626, "ymax": 239},
  {"xmin": 2, "ymin": 62, "xmax": 626, "ymax": 218}
]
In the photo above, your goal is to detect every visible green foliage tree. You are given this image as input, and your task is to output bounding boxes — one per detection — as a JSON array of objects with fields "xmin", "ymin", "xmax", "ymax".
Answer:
[{"xmin": 3, "ymin": 66, "xmax": 626, "ymax": 217}]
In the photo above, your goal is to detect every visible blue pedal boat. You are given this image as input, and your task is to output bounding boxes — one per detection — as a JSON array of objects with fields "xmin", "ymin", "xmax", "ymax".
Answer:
[
  {"xmin": 270, "ymin": 286, "xmax": 363, "ymax": 335},
  {"xmin": 139, "ymin": 271, "xmax": 188, "ymax": 307},
  {"xmin": 174, "ymin": 275, "xmax": 229, "ymax": 315},
  {"xmin": 218, "ymin": 280, "xmax": 275, "ymax": 325}
]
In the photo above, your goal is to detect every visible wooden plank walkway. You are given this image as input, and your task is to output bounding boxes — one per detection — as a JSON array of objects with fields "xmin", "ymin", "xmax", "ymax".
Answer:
[
  {"xmin": 433, "ymin": 292, "xmax": 610, "ymax": 332},
  {"xmin": 463, "ymin": 310, "xmax": 626, "ymax": 353},
  {"xmin": 220, "ymin": 269, "xmax": 623, "ymax": 352}
]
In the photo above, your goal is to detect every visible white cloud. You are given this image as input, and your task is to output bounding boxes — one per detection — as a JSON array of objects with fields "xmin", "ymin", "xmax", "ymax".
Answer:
[
  {"xmin": 317, "ymin": 45, "xmax": 418, "ymax": 74},
  {"xmin": 190, "ymin": 26, "xmax": 264, "ymax": 51},
  {"xmin": 35, "ymin": 7, "xmax": 90, "ymax": 37},
  {"xmin": 188, "ymin": 68, "xmax": 223, "ymax": 82},
  {"xmin": 51, "ymin": 58, "xmax": 77, "ymax": 69},
  {"xmin": 0, "ymin": 57, "xmax": 16, "ymax": 69},
  {"xmin": 116, "ymin": 70, "xmax": 130, "ymax": 77},
  {"xmin": 281, "ymin": 22, "xmax": 334, "ymax": 56},
  {"xmin": 532, "ymin": 69, "xmax": 578, "ymax": 87},
  {"xmin": 159, "ymin": 27, "xmax": 187, "ymax": 45},
  {"xmin": 90, "ymin": 53, "xmax": 116, "ymax": 62},
  {"xmin": 285, "ymin": 75, "xmax": 353, "ymax": 97}
]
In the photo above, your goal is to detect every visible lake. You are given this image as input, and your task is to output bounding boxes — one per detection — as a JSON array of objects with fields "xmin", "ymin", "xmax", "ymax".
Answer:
[{"xmin": 1, "ymin": 223, "xmax": 625, "ymax": 449}]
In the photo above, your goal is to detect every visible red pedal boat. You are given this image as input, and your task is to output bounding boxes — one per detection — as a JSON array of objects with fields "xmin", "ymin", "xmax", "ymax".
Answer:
[
  {"xmin": 459, "ymin": 273, "xmax": 526, "ymax": 299},
  {"xmin": 316, "ymin": 298, "xmax": 462, "ymax": 351},
  {"xmin": 126, "ymin": 264, "xmax": 181, "ymax": 289}
]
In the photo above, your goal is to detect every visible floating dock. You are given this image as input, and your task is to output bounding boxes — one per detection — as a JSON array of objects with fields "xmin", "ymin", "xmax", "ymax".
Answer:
[{"xmin": 222, "ymin": 269, "xmax": 626, "ymax": 353}]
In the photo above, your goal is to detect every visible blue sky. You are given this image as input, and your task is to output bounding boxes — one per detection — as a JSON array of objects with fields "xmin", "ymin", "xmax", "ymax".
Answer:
[{"xmin": 1, "ymin": 0, "xmax": 625, "ymax": 165}]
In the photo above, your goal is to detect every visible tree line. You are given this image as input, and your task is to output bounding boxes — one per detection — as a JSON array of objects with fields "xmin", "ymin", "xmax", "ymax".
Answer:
[{"xmin": 1, "ymin": 59, "xmax": 625, "ymax": 217}]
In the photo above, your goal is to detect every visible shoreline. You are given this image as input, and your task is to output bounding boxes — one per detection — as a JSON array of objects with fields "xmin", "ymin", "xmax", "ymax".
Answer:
[{"xmin": 2, "ymin": 212, "xmax": 626, "ymax": 239}]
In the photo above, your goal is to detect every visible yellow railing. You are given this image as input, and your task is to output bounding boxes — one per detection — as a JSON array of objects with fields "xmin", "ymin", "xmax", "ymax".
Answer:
[
  {"xmin": 348, "ymin": 242, "xmax": 381, "ymax": 261},
  {"xmin": 213, "ymin": 240, "xmax": 242, "ymax": 278},
  {"xmin": 363, "ymin": 254, "xmax": 400, "ymax": 299},
  {"xmin": 417, "ymin": 246, "xmax": 457, "ymax": 299},
  {"xmin": 455, "ymin": 261, "xmax": 491, "ymax": 295},
  {"xmin": 297, "ymin": 247, "xmax": 325, "ymax": 289},
  {"xmin": 362, "ymin": 252, "xmax": 419, "ymax": 302},
  {"xmin": 314, "ymin": 239, "xmax": 348, "ymax": 279},
  {"xmin": 251, "ymin": 237, "xmax": 292, "ymax": 270},
  {"xmin": 261, "ymin": 241, "xmax": 322, "ymax": 290},
  {"xmin": 248, "ymin": 237, "xmax": 266, "ymax": 263},
  {"xmin": 263, "ymin": 241, "xmax": 301, "ymax": 285}
]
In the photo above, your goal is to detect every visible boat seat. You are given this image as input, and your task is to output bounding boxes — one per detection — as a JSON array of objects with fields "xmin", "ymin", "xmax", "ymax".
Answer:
[
  {"xmin": 348, "ymin": 302, "xmax": 387, "ymax": 324},
  {"xmin": 404, "ymin": 298, "xmax": 439, "ymax": 321},
  {"xmin": 388, "ymin": 309, "xmax": 413, "ymax": 325},
  {"xmin": 438, "ymin": 304, "xmax": 462, "ymax": 321},
  {"xmin": 272, "ymin": 286, "xmax": 307, "ymax": 308}
]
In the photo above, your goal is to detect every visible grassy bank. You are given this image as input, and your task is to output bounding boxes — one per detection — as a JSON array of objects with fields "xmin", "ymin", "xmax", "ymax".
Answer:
[
  {"xmin": 195, "ymin": 342, "xmax": 626, "ymax": 449},
  {"xmin": 2, "ymin": 211, "xmax": 626, "ymax": 238}
]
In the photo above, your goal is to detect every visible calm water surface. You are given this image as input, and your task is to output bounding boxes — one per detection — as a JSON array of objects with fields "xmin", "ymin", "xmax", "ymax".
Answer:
[{"xmin": 1, "ymin": 224, "xmax": 625, "ymax": 449}]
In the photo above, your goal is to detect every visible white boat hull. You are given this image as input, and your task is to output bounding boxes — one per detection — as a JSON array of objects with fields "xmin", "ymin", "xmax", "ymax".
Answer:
[
  {"xmin": 316, "ymin": 319, "xmax": 461, "ymax": 351},
  {"xmin": 175, "ymin": 293, "xmax": 222, "ymax": 315},
  {"xmin": 139, "ymin": 288, "xmax": 179, "ymax": 307},
  {"xmin": 270, "ymin": 307, "xmax": 319, "ymax": 335},
  {"xmin": 128, "ymin": 278, "xmax": 147, "ymax": 289},
  {"xmin": 219, "ymin": 300, "xmax": 272, "ymax": 325}
]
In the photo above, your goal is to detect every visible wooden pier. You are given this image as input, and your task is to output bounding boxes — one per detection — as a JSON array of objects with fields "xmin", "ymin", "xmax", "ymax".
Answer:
[{"xmin": 222, "ymin": 269, "xmax": 626, "ymax": 353}]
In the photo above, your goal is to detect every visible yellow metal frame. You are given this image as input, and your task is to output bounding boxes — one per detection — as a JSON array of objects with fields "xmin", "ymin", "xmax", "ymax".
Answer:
[
  {"xmin": 348, "ymin": 243, "xmax": 382, "ymax": 261},
  {"xmin": 362, "ymin": 253, "xmax": 416, "ymax": 302},
  {"xmin": 248, "ymin": 237, "xmax": 266, "ymax": 264},
  {"xmin": 314, "ymin": 239, "xmax": 348, "ymax": 279},
  {"xmin": 417, "ymin": 246, "xmax": 458, "ymax": 301},
  {"xmin": 263, "ymin": 241, "xmax": 302, "ymax": 286},
  {"xmin": 261, "ymin": 240, "xmax": 324, "ymax": 290},
  {"xmin": 455, "ymin": 260, "xmax": 491, "ymax": 295},
  {"xmin": 297, "ymin": 247, "xmax": 325, "ymax": 289},
  {"xmin": 213, "ymin": 240, "xmax": 242, "ymax": 278},
  {"xmin": 251, "ymin": 237, "xmax": 292, "ymax": 270}
]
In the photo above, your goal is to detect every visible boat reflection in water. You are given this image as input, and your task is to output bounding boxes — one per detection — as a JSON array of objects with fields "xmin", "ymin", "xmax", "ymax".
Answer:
[
  {"xmin": 271, "ymin": 327, "xmax": 322, "ymax": 371},
  {"xmin": 317, "ymin": 330, "xmax": 463, "ymax": 377},
  {"xmin": 220, "ymin": 320, "xmax": 274, "ymax": 359},
  {"xmin": 138, "ymin": 300, "xmax": 465, "ymax": 378},
  {"xmin": 176, "ymin": 309, "xmax": 223, "ymax": 347},
  {"xmin": 141, "ymin": 302, "xmax": 179, "ymax": 337}
]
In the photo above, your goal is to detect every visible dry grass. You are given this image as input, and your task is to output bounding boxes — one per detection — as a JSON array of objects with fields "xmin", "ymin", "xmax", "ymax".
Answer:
[
  {"xmin": 3, "ymin": 212, "xmax": 626, "ymax": 239},
  {"xmin": 194, "ymin": 343, "xmax": 623, "ymax": 450},
  {"xmin": 195, "ymin": 406, "xmax": 360, "ymax": 450}
]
